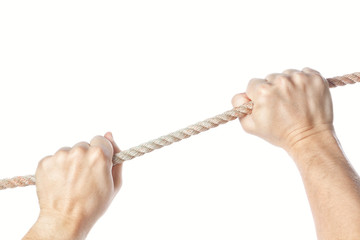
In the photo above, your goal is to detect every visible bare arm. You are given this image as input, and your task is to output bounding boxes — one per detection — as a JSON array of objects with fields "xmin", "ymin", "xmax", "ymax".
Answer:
[
  {"xmin": 232, "ymin": 68, "xmax": 360, "ymax": 239},
  {"xmin": 289, "ymin": 130, "xmax": 360, "ymax": 239}
]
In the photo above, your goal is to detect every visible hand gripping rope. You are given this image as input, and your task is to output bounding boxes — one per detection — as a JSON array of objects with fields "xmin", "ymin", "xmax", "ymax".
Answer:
[{"xmin": 1, "ymin": 72, "xmax": 359, "ymax": 190}]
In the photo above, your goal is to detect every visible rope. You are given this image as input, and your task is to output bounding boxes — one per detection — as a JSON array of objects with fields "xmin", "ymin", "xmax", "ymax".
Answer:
[{"xmin": 1, "ymin": 72, "xmax": 359, "ymax": 190}]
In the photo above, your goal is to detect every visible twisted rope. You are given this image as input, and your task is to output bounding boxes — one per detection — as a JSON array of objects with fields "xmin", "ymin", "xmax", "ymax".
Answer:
[{"xmin": 1, "ymin": 72, "xmax": 359, "ymax": 190}]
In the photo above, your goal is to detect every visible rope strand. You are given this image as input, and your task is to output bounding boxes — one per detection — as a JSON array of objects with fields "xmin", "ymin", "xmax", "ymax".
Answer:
[{"xmin": 1, "ymin": 72, "xmax": 359, "ymax": 190}]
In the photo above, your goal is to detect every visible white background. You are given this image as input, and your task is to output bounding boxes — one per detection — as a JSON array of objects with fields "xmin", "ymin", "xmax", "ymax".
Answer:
[{"xmin": 0, "ymin": 1, "xmax": 359, "ymax": 239}]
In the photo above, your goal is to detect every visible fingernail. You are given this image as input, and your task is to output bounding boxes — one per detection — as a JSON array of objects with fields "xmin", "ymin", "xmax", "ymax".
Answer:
[
  {"xmin": 105, "ymin": 132, "xmax": 113, "ymax": 140},
  {"xmin": 109, "ymin": 132, "xmax": 114, "ymax": 141}
]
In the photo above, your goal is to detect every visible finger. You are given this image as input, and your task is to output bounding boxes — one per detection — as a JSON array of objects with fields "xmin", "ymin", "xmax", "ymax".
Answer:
[
  {"xmin": 36, "ymin": 155, "xmax": 53, "ymax": 180},
  {"xmin": 231, "ymin": 92, "xmax": 252, "ymax": 116},
  {"xmin": 231, "ymin": 92, "xmax": 251, "ymax": 106},
  {"xmin": 302, "ymin": 67, "xmax": 321, "ymax": 75},
  {"xmin": 265, "ymin": 73, "xmax": 290, "ymax": 84},
  {"xmin": 231, "ymin": 93, "xmax": 256, "ymax": 134},
  {"xmin": 37, "ymin": 155, "xmax": 53, "ymax": 169},
  {"xmin": 89, "ymin": 135, "xmax": 114, "ymax": 166},
  {"xmin": 55, "ymin": 147, "xmax": 71, "ymax": 153},
  {"xmin": 246, "ymin": 78, "xmax": 269, "ymax": 100},
  {"xmin": 104, "ymin": 132, "xmax": 121, "ymax": 153},
  {"xmin": 104, "ymin": 132, "xmax": 123, "ymax": 192},
  {"xmin": 54, "ymin": 147, "xmax": 71, "ymax": 158},
  {"xmin": 69, "ymin": 141, "xmax": 90, "ymax": 157},
  {"xmin": 72, "ymin": 141, "xmax": 90, "ymax": 149},
  {"xmin": 302, "ymin": 67, "xmax": 328, "ymax": 87},
  {"xmin": 282, "ymin": 69, "xmax": 300, "ymax": 75},
  {"xmin": 39, "ymin": 155, "xmax": 53, "ymax": 163}
]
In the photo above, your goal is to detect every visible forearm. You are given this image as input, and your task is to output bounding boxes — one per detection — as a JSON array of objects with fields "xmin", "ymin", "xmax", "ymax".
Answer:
[{"xmin": 288, "ymin": 130, "xmax": 360, "ymax": 240}]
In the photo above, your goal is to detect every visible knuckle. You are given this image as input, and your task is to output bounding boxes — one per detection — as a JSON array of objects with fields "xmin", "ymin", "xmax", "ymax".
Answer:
[
  {"xmin": 277, "ymin": 74, "xmax": 290, "ymax": 81},
  {"xmin": 312, "ymin": 74, "xmax": 324, "ymax": 81},
  {"xmin": 292, "ymin": 71, "xmax": 306, "ymax": 78},
  {"xmin": 302, "ymin": 67, "xmax": 311, "ymax": 72},
  {"xmin": 258, "ymin": 84, "xmax": 270, "ymax": 94},
  {"xmin": 37, "ymin": 155, "xmax": 52, "ymax": 169},
  {"xmin": 269, "ymin": 74, "xmax": 290, "ymax": 85},
  {"xmin": 54, "ymin": 149, "xmax": 69, "ymax": 159},
  {"xmin": 257, "ymin": 83, "xmax": 271, "ymax": 95},
  {"xmin": 313, "ymin": 75, "xmax": 326, "ymax": 87},
  {"xmin": 283, "ymin": 69, "xmax": 291, "ymax": 73},
  {"xmin": 276, "ymin": 76, "xmax": 290, "ymax": 85},
  {"xmin": 37, "ymin": 159, "xmax": 45, "ymax": 169},
  {"xmin": 292, "ymin": 72, "xmax": 309, "ymax": 85},
  {"xmin": 282, "ymin": 69, "xmax": 298, "ymax": 75},
  {"xmin": 89, "ymin": 146, "xmax": 107, "ymax": 160},
  {"xmin": 91, "ymin": 135, "xmax": 105, "ymax": 143},
  {"xmin": 302, "ymin": 67, "xmax": 315, "ymax": 72},
  {"xmin": 70, "ymin": 146, "xmax": 87, "ymax": 157},
  {"xmin": 265, "ymin": 73, "xmax": 276, "ymax": 80},
  {"xmin": 248, "ymin": 78, "xmax": 260, "ymax": 86}
]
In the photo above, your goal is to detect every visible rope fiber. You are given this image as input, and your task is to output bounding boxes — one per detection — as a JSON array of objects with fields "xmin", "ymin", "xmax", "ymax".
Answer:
[{"xmin": 1, "ymin": 72, "xmax": 359, "ymax": 190}]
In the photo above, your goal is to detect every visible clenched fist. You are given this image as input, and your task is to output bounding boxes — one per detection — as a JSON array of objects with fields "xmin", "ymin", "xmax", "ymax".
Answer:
[
  {"xmin": 232, "ymin": 67, "xmax": 334, "ymax": 153},
  {"xmin": 23, "ymin": 132, "xmax": 123, "ymax": 240}
]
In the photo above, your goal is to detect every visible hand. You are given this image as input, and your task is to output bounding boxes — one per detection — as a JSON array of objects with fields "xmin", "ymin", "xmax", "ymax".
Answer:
[
  {"xmin": 231, "ymin": 68, "xmax": 334, "ymax": 153},
  {"xmin": 23, "ymin": 132, "xmax": 123, "ymax": 240},
  {"xmin": 232, "ymin": 68, "xmax": 360, "ymax": 240}
]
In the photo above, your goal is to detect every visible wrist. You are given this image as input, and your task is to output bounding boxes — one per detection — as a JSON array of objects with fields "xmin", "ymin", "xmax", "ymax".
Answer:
[
  {"xmin": 285, "ymin": 125, "xmax": 340, "ymax": 166},
  {"xmin": 285, "ymin": 124, "xmax": 335, "ymax": 155},
  {"xmin": 23, "ymin": 210, "xmax": 87, "ymax": 240}
]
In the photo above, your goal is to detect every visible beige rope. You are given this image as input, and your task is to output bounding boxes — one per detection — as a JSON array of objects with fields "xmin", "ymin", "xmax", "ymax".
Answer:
[{"xmin": 1, "ymin": 72, "xmax": 359, "ymax": 190}]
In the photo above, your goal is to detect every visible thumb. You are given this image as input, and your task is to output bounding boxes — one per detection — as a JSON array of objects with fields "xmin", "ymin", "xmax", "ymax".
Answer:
[
  {"xmin": 104, "ymin": 132, "xmax": 121, "ymax": 154},
  {"xmin": 104, "ymin": 132, "xmax": 123, "ymax": 193}
]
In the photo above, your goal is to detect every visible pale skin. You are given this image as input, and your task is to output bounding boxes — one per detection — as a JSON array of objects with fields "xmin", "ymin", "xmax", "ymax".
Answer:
[
  {"xmin": 23, "ymin": 132, "xmax": 123, "ymax": 239},
  {"xmin": 23, "ymin": 68, "xmax": 360, "ymax": 239},
  {"xmin": 232, "ymin": 67, "xmax": 360, "ymax": 240}
]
